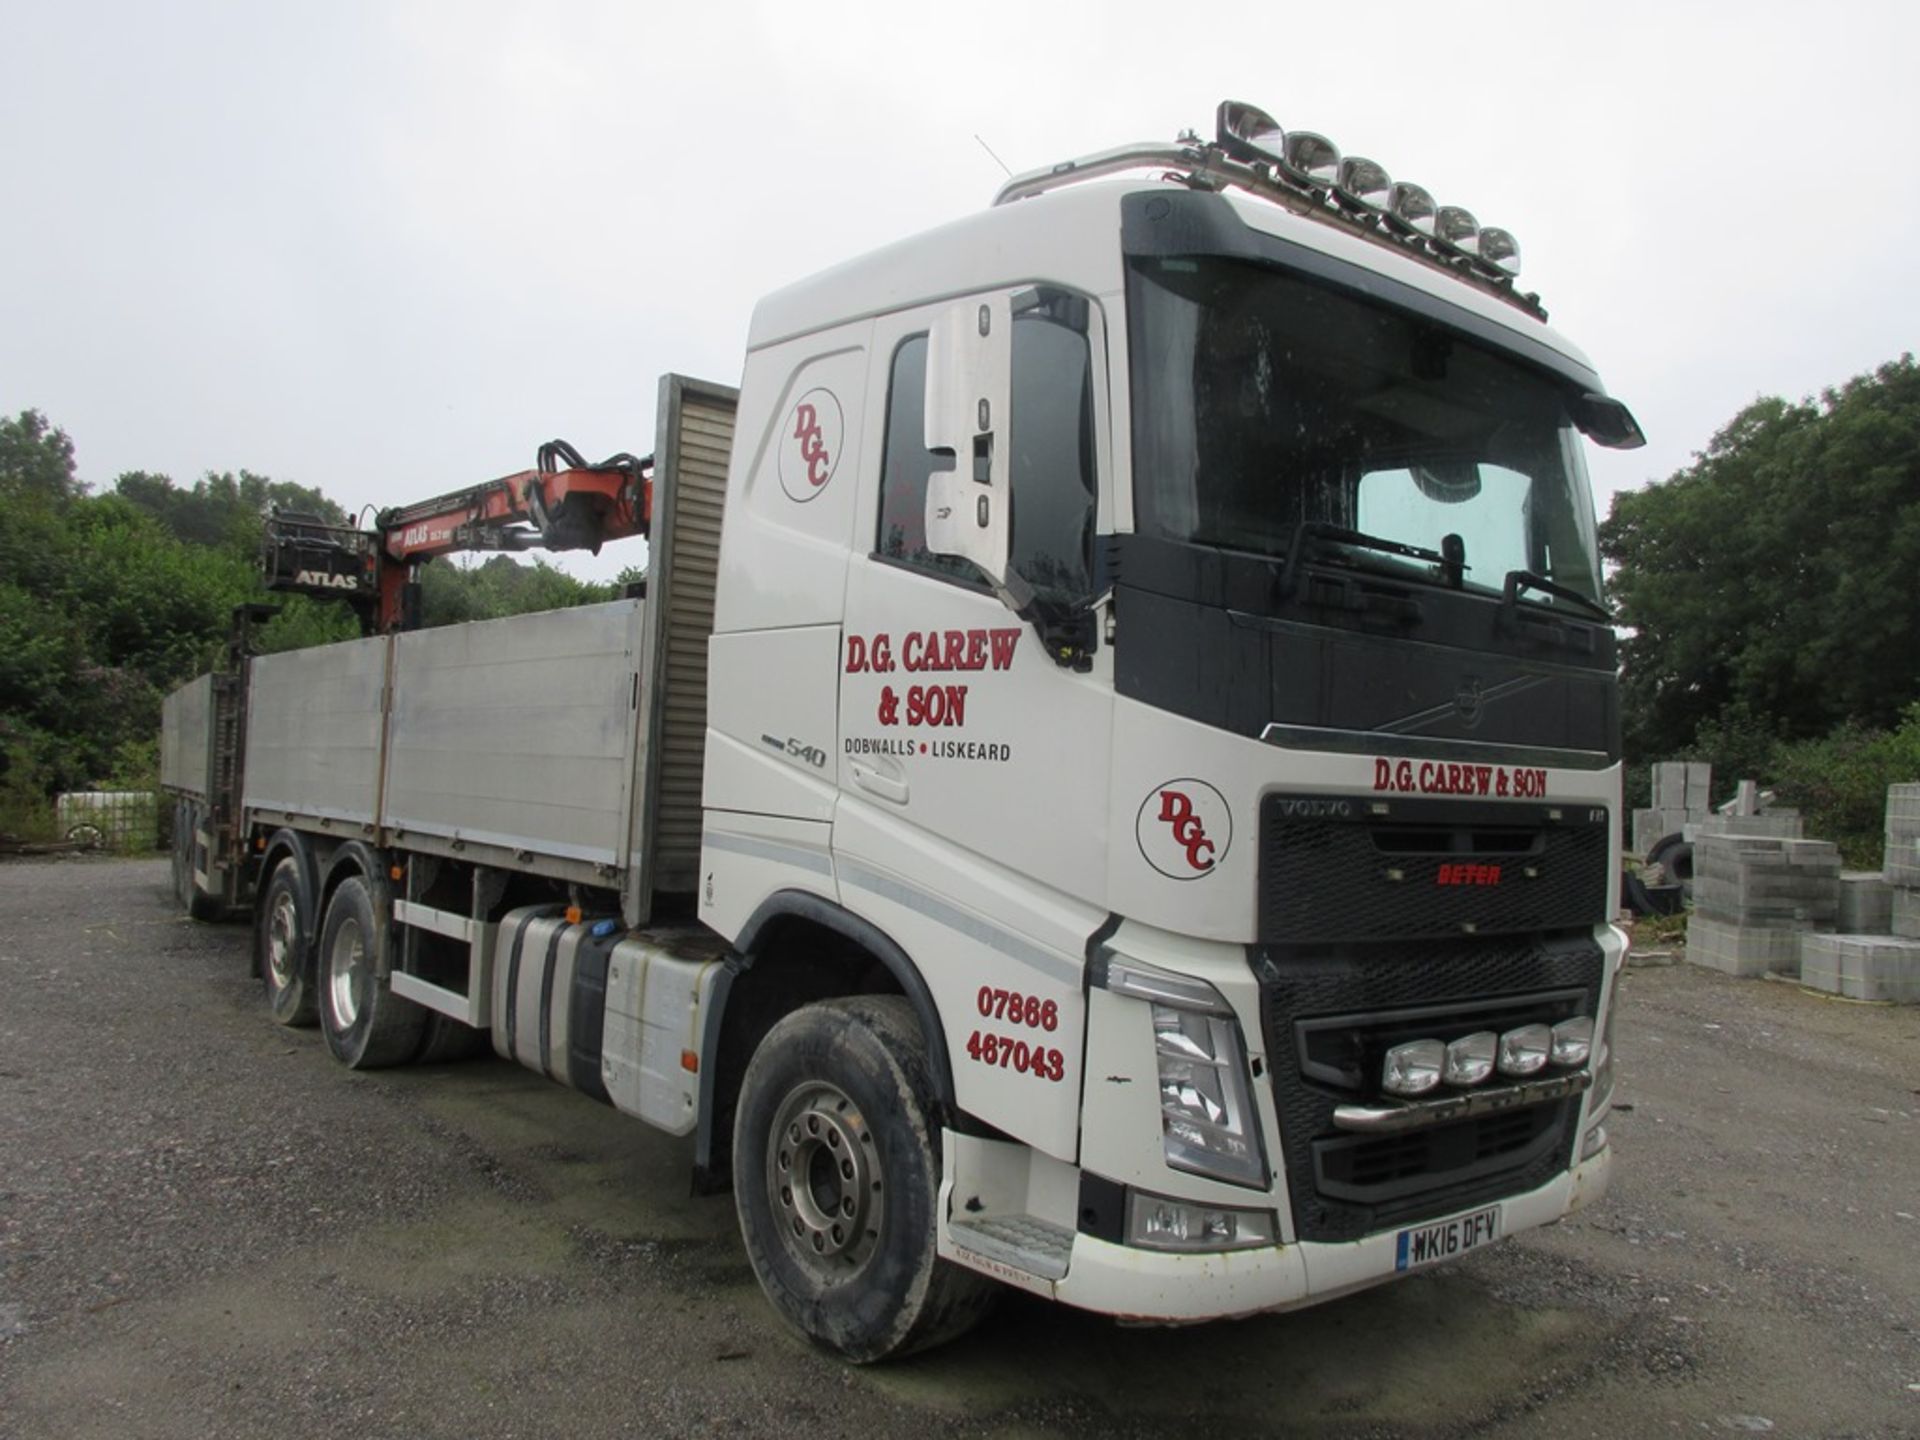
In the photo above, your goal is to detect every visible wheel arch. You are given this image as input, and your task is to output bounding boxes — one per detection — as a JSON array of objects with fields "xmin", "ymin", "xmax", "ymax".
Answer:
[{"xmin": 692, "ymin": 889, "xmax": 957, "ymax": 1194}]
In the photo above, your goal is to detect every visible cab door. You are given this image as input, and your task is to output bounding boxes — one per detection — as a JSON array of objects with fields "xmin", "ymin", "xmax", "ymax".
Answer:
[{"xmin": 832, "ymin": 288, "xmax": 1114, "ymax": 1160}]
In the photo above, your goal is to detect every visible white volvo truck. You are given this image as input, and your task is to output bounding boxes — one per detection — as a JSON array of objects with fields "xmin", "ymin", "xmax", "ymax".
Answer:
[{"xmin": 160, "ymin": 102, "xmax": 1642, "ymax": 1361}]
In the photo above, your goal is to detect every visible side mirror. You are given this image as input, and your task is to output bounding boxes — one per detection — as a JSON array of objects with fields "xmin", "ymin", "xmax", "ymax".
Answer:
[
  {"xmin": 1571, "ymin": 391, "xmax": 1646, "ymax": 451},
  {"xmin": 924, "ymin": 295, "xmax": 1013, "ymax": 587}
]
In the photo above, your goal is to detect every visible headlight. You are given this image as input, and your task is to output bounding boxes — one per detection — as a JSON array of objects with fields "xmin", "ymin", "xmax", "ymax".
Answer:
[
  {"xmin": 1152, "ymin": 1004, "xmax": 1267, "ymax": 1186},
  {"xmin": 1102, "ymin": 956, "xmax": 1269, "ymax": 1189}
]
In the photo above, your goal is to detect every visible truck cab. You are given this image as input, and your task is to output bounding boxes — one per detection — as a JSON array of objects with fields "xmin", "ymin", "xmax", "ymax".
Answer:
[{"xmin": 702, "ymin": 113, "xmax": 1631, "ymax": 1345}]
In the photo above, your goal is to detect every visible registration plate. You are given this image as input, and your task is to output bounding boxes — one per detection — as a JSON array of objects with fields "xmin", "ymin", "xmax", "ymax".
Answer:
[{"xmin": 1394, "ymin": 1205, "xmax": 1500, "ymax": 1272}]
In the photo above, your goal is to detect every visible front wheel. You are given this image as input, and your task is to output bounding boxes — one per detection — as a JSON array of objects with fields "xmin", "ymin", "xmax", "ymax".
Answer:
[
  {"xmin": 318, "ymin": 875, "xmax": 427, "ymax": 1068},
  {"xmin": 733, "ymin": 996, "xmax": 994, "ymax": 1362}
]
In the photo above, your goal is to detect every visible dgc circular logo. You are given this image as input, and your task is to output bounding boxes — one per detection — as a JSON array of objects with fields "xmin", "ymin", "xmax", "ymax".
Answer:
[
  {"xmin": 1135, "ymin": 779, "xmax": 1231, "ymax": 880},
  {"xmin": 779, "ymin": 388, "xmax": 843, "ymax": 502}
]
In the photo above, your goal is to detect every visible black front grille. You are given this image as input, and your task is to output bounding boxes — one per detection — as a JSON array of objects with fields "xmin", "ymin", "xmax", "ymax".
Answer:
[
  {"xmin": 1259, "ymin": 794, "xmax": 1610, "ymax": 944},
  {"xmin": 1255, "ymin": 933, "xmax": 1603, "ymax": 1243}
]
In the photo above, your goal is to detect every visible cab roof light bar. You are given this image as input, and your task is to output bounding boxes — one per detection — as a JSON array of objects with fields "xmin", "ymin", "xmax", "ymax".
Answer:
[{"xmin": 994, "ymin": 100, "xmax": 1544, "ymax": 321}]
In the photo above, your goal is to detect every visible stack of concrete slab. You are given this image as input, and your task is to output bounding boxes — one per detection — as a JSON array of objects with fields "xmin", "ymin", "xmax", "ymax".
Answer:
[
  {"xmin": 1686, "ymin": 834, "xmax": 1840, "ymax": 977},
  {"xmin": 1632, "ymin": 761, "xmax": 1714, "ymax": 856},
  {"xmin": 1886, "ymin": 784, "xmax": 1920, "ymax": 889},
  {"xmin": 1795, "ymin": 784, "xmax": 1920, "ymax": 1002},
  {"xmin": 1800, "ymin": 935, "xmax": 1920, "ymax": 1001}
]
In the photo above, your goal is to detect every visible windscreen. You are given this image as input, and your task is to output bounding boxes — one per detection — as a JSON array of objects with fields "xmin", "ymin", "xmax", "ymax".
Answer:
[{"xmin": 1128, "ymin": 254, "xmax": 1604, "ymax": 606}]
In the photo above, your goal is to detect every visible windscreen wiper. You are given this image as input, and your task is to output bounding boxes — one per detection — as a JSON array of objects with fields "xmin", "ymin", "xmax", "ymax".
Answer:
[
  {"xmin": 1282, "ymin": 521, "xmax": 1446, "ymax": 595},
  {"xmin": 1503, "ymin": 569, "xmax": 1612, "ymax": 624}
]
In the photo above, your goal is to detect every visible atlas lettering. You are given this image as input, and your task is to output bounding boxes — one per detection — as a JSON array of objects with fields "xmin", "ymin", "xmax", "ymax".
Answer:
[{"xmin": 294, "ymin": 569, "xmax": 360, "ymax": 590}]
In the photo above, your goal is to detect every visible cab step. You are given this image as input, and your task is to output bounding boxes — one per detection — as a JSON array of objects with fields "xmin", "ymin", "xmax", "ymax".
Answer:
[{"xmin": 948, "ymin": 1214, "xmax": 1074, "ymax": 1281}]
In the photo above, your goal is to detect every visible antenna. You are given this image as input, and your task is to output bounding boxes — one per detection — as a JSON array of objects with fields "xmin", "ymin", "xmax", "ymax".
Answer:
[{"xmin": 973, "ymin": 134, "xmax": 1012, "ymax": 179}]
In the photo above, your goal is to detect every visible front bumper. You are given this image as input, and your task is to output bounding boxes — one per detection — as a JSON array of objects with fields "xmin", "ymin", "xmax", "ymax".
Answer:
[{"xmin": 1047, "ymin": 1140, "xmax": 1611, "ymax": 1323}]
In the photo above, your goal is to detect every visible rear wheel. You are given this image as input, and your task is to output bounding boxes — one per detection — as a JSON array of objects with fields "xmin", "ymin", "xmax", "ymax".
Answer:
[
  {"xmin": 169, "ymin": 801, "xmax": 190, "ymax": 904},
  {"xmin": 733, "ymin": 996, "xmax": 994, "ymax": 1362},
  {"xmin": 181, "ymin": 801, "xmax": 225, "ymax": 921},
  {"xmin": 258, "ymin": 859, "xmax": 318, "ymax": 1027},
  {"xmin": 318, "ymin": 875, "xmax": 427, "ymax": 1068}
]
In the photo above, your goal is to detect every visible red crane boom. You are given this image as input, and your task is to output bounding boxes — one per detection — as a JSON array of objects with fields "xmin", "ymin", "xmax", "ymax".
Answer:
[{"xmin": 262, "ymin": 442, "xmax": 650, "ymax": 632}]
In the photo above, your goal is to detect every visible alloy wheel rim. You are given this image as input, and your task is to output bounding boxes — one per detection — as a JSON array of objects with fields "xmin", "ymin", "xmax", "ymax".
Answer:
[{"xmin": 328, "ymin": 915, "xmax": 365, "ymax": 1028}]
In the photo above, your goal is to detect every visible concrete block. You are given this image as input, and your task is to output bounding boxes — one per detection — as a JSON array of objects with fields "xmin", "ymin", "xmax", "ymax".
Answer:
[
  {"xmin": 1886, "ymin": 787, "xmax": 1920, "ymax": 879},
  {"xmin": 1798, "ymin": 933, "xmax": 1920, "ymax": 1002},
  {"xmin": 1894, "ymin": 887, "xmax": 1920, "ymax": 939},
  {"xmin": 1633, "ymin": 807, "xmax": 1692, "ymax": 857},
  {"xmin": 1688, "ymin": 813, "xmax": 1807, "ymax": 842},
  {"xmin": 1691, "ymin": 880, "xmax": 1838, "ymax": 927},
  {"xmin": 1686, "ymin": 762, "xmax": 1713, "ymax": 813},
  {"xmin": 1694, "ymin": 834, "xmax": 1840, "ymax": 874},
  {"xmin": 1838, "ymin": 872, "xmax": 1895, "ymax": 934},
  {"xmin": 1685, "ymin": 915, "xmax": 1811, "ymax": 978},
  {"xmin": 1652, "ymin": 762, "xmax": 1685, "ymax": 810},
  {"xmin": 1885, "ymin": 833, "xmax": 1920, "ymax": 888}
]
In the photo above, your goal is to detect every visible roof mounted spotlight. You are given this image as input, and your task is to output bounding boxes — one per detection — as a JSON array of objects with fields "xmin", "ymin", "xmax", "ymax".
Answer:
[
  {"xmin": 1334, "ymin": 156, "xmax": 1393, "ymax": 215},
  {"xmin": 1387, "ymin": 181, "xmax": 1438, "ymax": 237},
  {"xmin": 1216, "ymin": 99, "xmax": 1287, "ymax": 167},
  {"xmin": 1434, "ymin": 205, "xmax": 1479, "ymax": 256},
  {"xmin": 1473, "ymin": 227, "xmax": 1522, "ymax": 277},
  {"xmin": 1279, "ymin": 131, "xmax": 1341, "ymax": 190}
]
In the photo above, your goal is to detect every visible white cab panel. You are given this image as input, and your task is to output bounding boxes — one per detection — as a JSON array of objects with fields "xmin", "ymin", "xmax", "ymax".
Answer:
[
  {"xmin": 711, "ymin": 328, "xmax": 870, "ymax": 634},
  {"xmin": 704, "ymin": 624, "xmax": 841, "ymax": 823}
]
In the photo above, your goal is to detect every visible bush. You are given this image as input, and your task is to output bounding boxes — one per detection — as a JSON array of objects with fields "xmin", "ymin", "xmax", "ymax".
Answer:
[{"xmin": 1767, "ymin": 709, "xmax": 1920, "ymax": 868}]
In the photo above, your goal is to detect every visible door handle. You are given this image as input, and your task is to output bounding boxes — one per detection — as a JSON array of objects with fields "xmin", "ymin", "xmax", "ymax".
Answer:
[{"xmin": 849, "ymin": 759, "xmax": 909, "ymax": 805}]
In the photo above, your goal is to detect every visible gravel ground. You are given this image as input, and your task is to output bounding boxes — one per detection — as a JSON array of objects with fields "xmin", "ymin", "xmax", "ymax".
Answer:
[{"xmin": 3, "ymin": 857, "xmax": 1919, "ymax": 1438}]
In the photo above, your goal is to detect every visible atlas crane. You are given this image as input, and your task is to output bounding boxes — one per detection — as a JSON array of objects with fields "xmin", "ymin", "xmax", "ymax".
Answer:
[{"xmin": 261, "ymin": 441, "xmax": 650, "ymax": 632}]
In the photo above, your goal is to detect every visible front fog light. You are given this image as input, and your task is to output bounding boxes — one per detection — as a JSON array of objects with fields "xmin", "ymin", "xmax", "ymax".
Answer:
[
  {"xmin": 1497, "ymin": 1024, "xmax": 1552, "ymax": 1076},
  {"xmin": 1551, "ymin": 1017, "xmax": 1594, "ymax": 1067},
  {"xmin": 1383, "ymin": 1038, "xmax": 1444, "ymax": 1096},
  {"xmin": 1126, "ymin": 1190, "xmax": 1277, "ymax": 1253}
]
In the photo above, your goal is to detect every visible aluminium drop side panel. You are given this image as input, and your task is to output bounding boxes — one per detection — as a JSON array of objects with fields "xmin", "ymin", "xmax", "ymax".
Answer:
[
  {"xmin": 625, "ymin": 374, "xmax": 739, "ymax": 925},
  {"xmin": 242, "ymin": 634, "xmax": 390, "ymax": 826},
  {"xmin": 159, "ymin": 674, "xmax": 213, "ymax": 798},
  {"xmin": 381, "ymin": 600, "xmax": 646, "ymax": 870}
]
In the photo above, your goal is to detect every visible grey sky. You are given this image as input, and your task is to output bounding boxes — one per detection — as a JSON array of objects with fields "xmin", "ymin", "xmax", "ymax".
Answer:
[{"xmin": 4, "ymin": 1, "xmax": 1915, "ymax": 580}]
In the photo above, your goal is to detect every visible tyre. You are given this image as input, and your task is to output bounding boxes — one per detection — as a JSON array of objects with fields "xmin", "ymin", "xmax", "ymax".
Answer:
[
  {"xmin": 170, "ymin": 801, "xmax": 190, "ymax": 905},
  {"xmin": 733, "ymin": 996, "xmax": 994, "ymax": 1362},
  {"xmin": 66, "ymin": 823, "xmax": 104, "ymax": 850},
  {"xmin": 414, "ymin": 1012, "xmax": 488, "ymax": 1064},
  {"xmin": 318, "ymin": 875, "xmax": 427, "ymax": 1068},
  {"xmin": 1647, "ymin": 833, "xmax": 1695, "ymax": 903},
  {"xmin": 183, "ymin": 803, "xmax": 225, "ymax": 922},
  {"xmin": 257, "ymin": 858, "xmax": 319, "ymax": 1027}
]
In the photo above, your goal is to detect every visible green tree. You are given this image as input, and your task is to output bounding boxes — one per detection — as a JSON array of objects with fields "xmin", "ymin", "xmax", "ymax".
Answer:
[
  {"xmin": 113, "ymin": 469, "xmax": 346, "ymax": 552},
  {"xmin": 1602, "ymin": 355, "xmax": 1920, "ymax": 759},
  {"xmin": 0, "ymin": 409, "xmax": 82, "ymax": 506}
]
